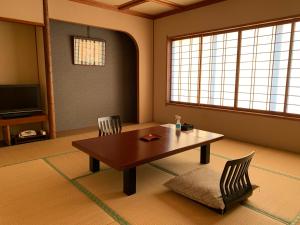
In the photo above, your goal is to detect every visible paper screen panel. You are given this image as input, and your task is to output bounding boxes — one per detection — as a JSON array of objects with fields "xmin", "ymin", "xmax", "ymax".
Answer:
[
  {"xmin": 287, "ymin": 21, "xmax": 300, "ymax": 114},
  {"xmin": 200, "ymin": 32, "xmax": 238, "ymax": 107},
  {"xmin": 238, "ymin": 23, "xmax": 292, "ymax": 112},
  {"xmin": 170, "ymin": 37, "xmax": 200, "ymax": 103}
]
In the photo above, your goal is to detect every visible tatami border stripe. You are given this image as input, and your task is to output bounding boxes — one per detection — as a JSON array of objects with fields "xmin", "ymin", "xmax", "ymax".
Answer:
[
  {"xmin": 149, "ymin": 162, "xmax": 178, "ymax": 176},
  {"xmin": 45, "ymin": 150, "xmax": 79, "ymax": 159},
  {"xmin": 0, "ymin": 150, "xmax": 78, "ymax": 169},
  {"xmin": 43, "ymin": 158, "xmax": 130, "ymax": 225},
  {"xmin": 242, "ymin": 203, "xmax": 289, "ymax": 224},
  {"xmin": 211, "ymin": 152, "xmax": 300, "ymax": 181}
]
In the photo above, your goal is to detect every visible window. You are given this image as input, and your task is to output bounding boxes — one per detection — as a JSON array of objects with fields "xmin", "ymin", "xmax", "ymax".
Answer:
[
  {"xmin": 238, "ymin": 23, "xmax": 291, "ymax": 112},
  {"xmin": 170, "ymin": 37, "xmax": 200, "ymax": 103},
  {"xmin": 200, "ymin": 32, "xmax": 238, "ymax": 107},
  {"xmin": 287, "ymin": 21, "xmax": 300, "ymax": 114},
  {"xmin": 169, "ymin": 18, "xmax": 300, "ymax": 117}
]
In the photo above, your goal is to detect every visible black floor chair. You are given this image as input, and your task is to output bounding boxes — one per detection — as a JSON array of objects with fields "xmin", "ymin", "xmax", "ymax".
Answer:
[
  {"xmin": 220, "ymin": 151, "xmax": 255, "ymax": 213},
  {"xmin": 165, "ymin": 151, "xmax": 256, "ymax": 214},
  {"xmin": 97, "ymin": 115, "xmax": 122, "ymax": 136},
  {"xmin": 89, "ymin": 115, "xmax": 122, "ymax": 172}
]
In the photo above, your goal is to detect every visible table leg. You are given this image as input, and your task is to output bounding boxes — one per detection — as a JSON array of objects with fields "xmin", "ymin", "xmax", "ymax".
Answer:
[
  {"xmin": 3, "ymin": 125, "xmax": 11, "ymax": 146},
  {"xmin": 89, "ymin": 156, "xmax": 100, "ymax": 172},
  {"xmin": 123, "ymin": 167, "xmax": 136, "ymax": 195},
  {"xmin": 200, "ymin": 144, "xmax": 210, "ymax": 164}
]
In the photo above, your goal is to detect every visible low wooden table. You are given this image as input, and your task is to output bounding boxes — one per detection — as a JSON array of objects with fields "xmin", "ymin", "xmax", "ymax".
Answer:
[{"xmin": 72, "ymin": 125, "xmax": 224, "ymax": 195}]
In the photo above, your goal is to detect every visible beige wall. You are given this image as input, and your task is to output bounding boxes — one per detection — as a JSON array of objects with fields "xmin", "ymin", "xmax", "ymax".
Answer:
[
  {"xmin": 48, "ymin": 0, "xmax": 154, "ymax": 123},
  {"xmin": 0, "ymin": 0, "xmax": 43, "ymax": 24},
  {"xmin": 0, "ymin": 21, "xmax": 39, "ymax": 84},
  {"xmin": 0, "ymin": 21, "xmax": 45, "ymax": 140},
  {"xmin": 154, "ymin": 0, "xmax": 300, "ymax": 153}
]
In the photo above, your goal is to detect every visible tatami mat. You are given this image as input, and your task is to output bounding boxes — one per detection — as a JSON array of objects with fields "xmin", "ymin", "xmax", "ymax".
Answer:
[
  {"xmin": 108, "ymin": 222, "xmax": 121, "ymax": 225},
  {"xmin": 212, "ymin": 139, "xmax": 300, "ymax": 178},
  {"xmin": 296, "ymin": 216, "xmax": 300, "ymax": 225},
  {"xmin": 248, "ymin": 166, "xmax": 300, "ymax": 222},
  {"xmin": 1, "ymin": 123, "xmax": 299, "ymax": 225},
  {"xmin": 151, "ymin": 149, "xmax": 300, "ymax": 223},
  {"xmin": 152, "ymin": 148, "xmax": 226, "ymax": 175},
  {"xmin": 0, "ymin": 159, "xmax": 114, "ymax": 225},
  {"xmin": 77, "ymin": 164, "xmax": 283, "ymax": 225},
  {"xmin": 0, "ymin": 137, "xmax": 78, "ymax": 167},
  {"xmin": 47, "ymin": 151, "xmax": 109, "ymax": 179}
]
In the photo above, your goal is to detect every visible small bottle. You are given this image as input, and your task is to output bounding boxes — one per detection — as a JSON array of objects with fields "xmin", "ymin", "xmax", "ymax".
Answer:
[{"xmin": 175, "ymin": 115, "xmax": 181, "ymax": 131}]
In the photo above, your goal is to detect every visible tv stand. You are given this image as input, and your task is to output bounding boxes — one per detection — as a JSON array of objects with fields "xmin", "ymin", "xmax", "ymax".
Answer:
[{"xmin": 0, "ymin": 114, "xmax": 48, "ymax": 146}]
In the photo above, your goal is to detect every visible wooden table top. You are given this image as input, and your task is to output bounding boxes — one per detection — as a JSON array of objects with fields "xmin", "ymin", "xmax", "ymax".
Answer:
[{"xmin": 72, "ymin": 125, "xmax": 224, "ymax": 170}]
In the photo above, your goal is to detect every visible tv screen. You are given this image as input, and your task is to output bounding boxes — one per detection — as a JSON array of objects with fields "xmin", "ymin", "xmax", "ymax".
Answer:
[{"xmin": 0, "ymin": 85, "xmax": 42, "ymax": 117}]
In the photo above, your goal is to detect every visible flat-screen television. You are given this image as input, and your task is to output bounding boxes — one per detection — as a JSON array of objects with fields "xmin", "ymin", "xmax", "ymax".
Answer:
[{"xmin": 0, "ymin": 84, "xmax": 43, "ymax": 118}]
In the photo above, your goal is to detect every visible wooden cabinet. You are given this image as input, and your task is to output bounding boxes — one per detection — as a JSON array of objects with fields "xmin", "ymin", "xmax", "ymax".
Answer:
[{"xmin": 0, "ymin": 114, "xmax": 48, "ymax": 145}]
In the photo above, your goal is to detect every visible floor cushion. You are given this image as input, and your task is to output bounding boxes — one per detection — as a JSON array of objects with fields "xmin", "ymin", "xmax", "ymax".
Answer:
[{"xmin": 165, "ymin": 166, "xmax": 225, "ymax": 210}]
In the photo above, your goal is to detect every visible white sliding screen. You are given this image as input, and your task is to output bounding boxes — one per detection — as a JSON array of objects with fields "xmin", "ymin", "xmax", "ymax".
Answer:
[
  {"xmin": 170, "ymin": 37, "xmax": 200, "ymax": 103},
  {"xmin": 200, "ymin": 32, "xmax": 238, "ymax": 107},
  {"xmin": 237, "ymin": 23, "xmax": 292, "ymax": 112},
  {"xmin": 287, "ymin": 22, "xmax": 300, "ymax": 114}
]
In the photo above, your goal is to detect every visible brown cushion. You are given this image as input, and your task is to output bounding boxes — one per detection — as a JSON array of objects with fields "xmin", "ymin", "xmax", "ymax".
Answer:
[{"xmin": 164, "ymin": 167, "xmax": 225, "ymax": 210}]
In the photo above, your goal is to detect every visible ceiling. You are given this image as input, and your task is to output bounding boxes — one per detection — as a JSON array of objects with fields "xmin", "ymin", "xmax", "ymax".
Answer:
[{"xmin": 70, "ymin": 0, "xmax": 226, "ymax": 19}]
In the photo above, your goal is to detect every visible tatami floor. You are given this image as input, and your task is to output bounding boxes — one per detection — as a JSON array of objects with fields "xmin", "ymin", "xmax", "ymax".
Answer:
[{"xmin": 0, "ymin": 123, "xmax": 299, "ymax": 225}]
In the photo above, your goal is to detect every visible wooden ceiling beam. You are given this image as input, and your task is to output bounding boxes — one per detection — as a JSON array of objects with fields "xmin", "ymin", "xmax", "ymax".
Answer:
[
  {"xmin": 69, "ymin": 0, "xmax": 227, "ymax": 20},
  {"xmin": 154, "ymin": 0, "xmax": 227, "ymax": 19},
  {"xmin": 69, "ymin": 0, "xmax": 153, "ymax": 19},
  {"xmin": 147, "ymin": 0, "xmax": 183, "ymax": 9},
  {"xmin": 70, "ymin": 0, "xmax": 116, "ymax": 11},
  {"xmin": 122, "ymin": 8, "xmax": 154, "ymax": 19},
  {"xmin": 118, "ymin": 0, "xmax": 147, "ymax": 10}
]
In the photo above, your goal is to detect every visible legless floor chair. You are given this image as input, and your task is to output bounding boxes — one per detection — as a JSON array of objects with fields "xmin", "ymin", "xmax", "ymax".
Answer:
[
  {"xmin": 97, "ymin": 115, "xmax": 122, "ymax": 136},
  {"xmin": 89, "ymin": 115, "xmax": 122, "ymax": 172},
  {"xmin": 165, "ymin": 152, "xmax": 255, "ymax": 214}
]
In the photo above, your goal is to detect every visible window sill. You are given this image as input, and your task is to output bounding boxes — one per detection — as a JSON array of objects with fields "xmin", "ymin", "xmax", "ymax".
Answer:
[{"xmin": 166, "ymin": 102, "xmax": 300, "ymax": 121}]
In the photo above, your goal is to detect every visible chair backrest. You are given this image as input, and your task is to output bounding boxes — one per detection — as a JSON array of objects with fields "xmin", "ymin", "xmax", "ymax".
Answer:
[
  {"xmin": 97, "ymin": 115, "xmax": 122, "ymax": 136},
  {"xmin": 220, "ymin": 152, "xmax": 255, "ymax": 208}
]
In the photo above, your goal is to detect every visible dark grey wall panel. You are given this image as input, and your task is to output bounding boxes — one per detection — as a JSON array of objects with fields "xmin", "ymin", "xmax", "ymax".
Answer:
[{"xmin": 50, "ymin": 20, "xmax": 137, "ymax": 131}]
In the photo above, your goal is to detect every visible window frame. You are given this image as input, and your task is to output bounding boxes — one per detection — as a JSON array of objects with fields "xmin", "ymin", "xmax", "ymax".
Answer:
[{"xmin": 166, "ymin": 15, "xmax": 300, "ymax": 120}]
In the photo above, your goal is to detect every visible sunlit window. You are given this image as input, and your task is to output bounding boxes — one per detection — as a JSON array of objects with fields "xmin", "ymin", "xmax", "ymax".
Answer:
[
  {"xmin": 171, "ymin": 37, "xmax": 200, "ymax": 103},
  {"xmin": 200, "ymin": 32, "xmax": 238, "ymax": 107},
  {"xmin": 169, "ymin": 19, "xmax": 300, "ymax": 117},
  {"xmin": 287, "ymin": 21, "xmax": 300, "ymax": 114},
  {"xmin": 238, "ymin": 23, "xmax": 291, "ymax": 112}
]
